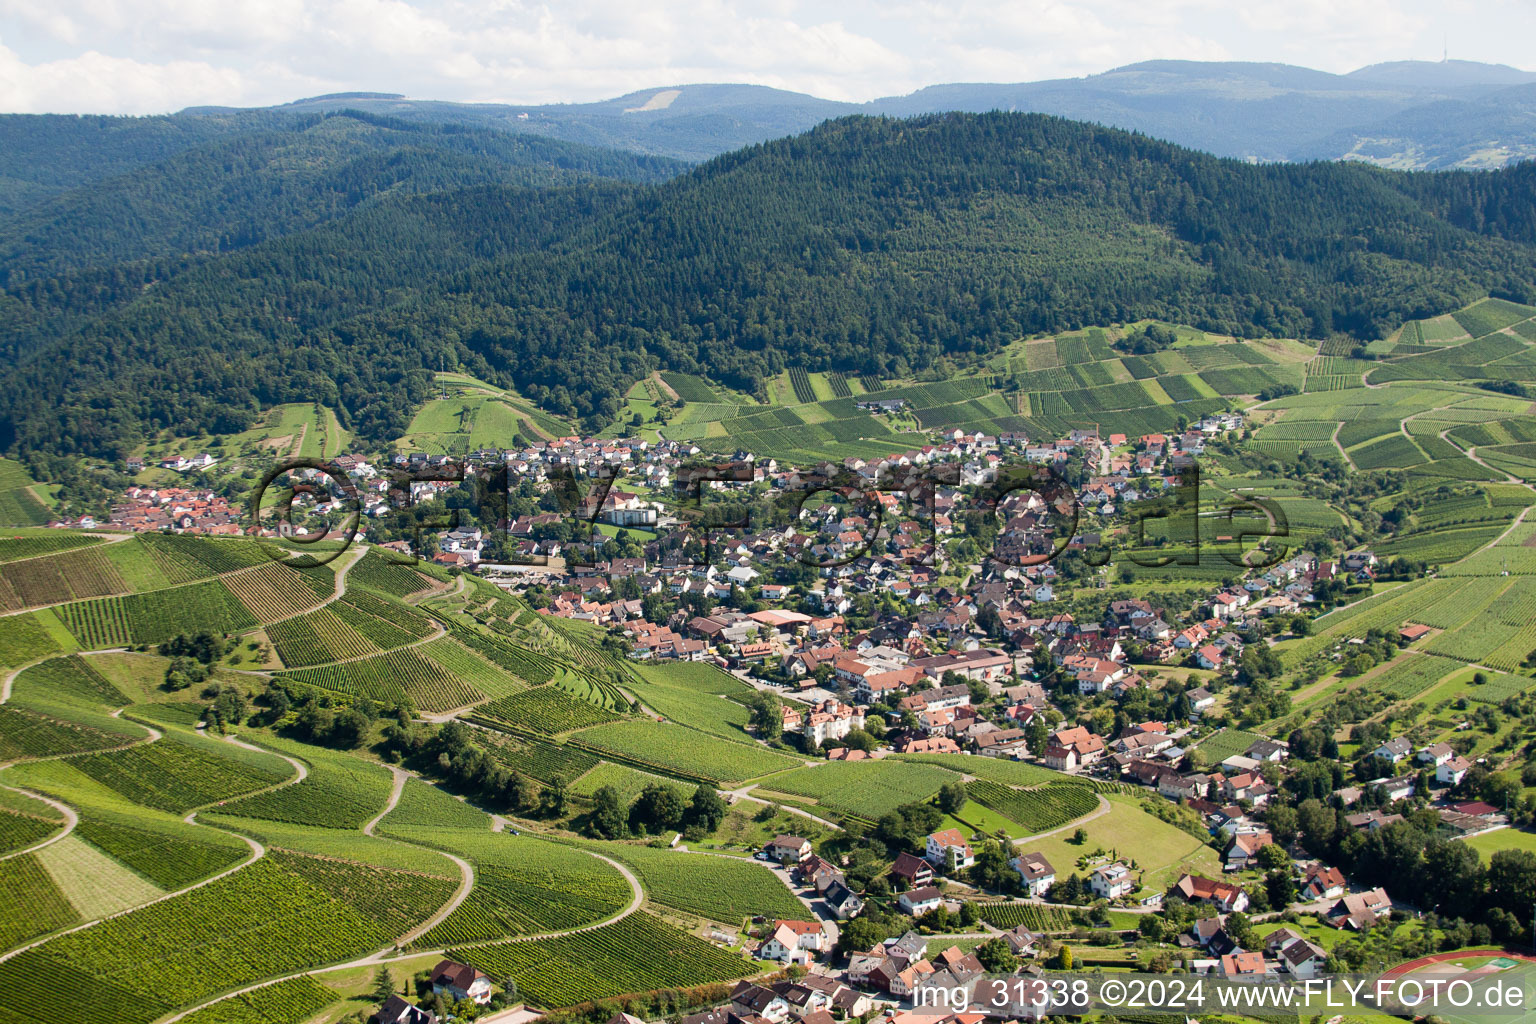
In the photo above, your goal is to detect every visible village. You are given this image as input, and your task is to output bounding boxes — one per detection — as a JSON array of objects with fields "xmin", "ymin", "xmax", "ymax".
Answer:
[{"xmin": 45, "ymin": 414, "xmax": 1524, "ymax": 1024}]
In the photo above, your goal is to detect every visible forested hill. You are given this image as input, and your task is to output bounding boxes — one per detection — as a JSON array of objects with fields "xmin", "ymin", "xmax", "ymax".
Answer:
[
  {"xmin": 4, "ymin": 111, "xmax": 1536, "ymax": 459},
  {"xmin": 0, "ymin": 110, "xmax": 686, "ymax": 285}
]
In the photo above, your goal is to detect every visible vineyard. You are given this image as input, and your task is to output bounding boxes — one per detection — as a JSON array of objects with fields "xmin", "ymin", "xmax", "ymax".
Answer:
[
  {"xmin": 265, "ymin": 607, "xmax": 377, "ymax": 666},
  {"xmin": 891, "ymin": 753, "xmax": 1066, "ymax": 788},
  {"xmin": 67, "ymin": 735, "xmax": 290, "ymax": 813},
  {"xmin": 1463, "ymin": 671, "xmax": 1534, "ymax": 704},
  {"xmin": 0, "ymin": 546, "xmax": 127, "ymax": 611},
  {"xmin": 486, "ymin": 734, "xmax": 599, "ymax": 784},
  {"xmin": 419, "ymin": 636, "xmax": 529, "ymax": 701},
  {"xmin": 600, "ymin": 842, "xmax": 805, "ymax": 923},
  {"xmin": 978, "ymin": 902, "xmax": 1076, "ymax": 930},
  {"xmin": 137, "ymin": 533, "xmax": 272, "ymax": 582},
  {"xmin": 1372, "ymin": 653, "xmax": 1460, "ymax": 700},
  {"xmin": 14, "ymin": 655, "xmax": 128, "ymax": 710},
  {"xmin": 570, "ymin": 720, "xmax": 800, "ymax": 785},
  {"xmin": 176, "ymin": 976, "xmax": 338, "ymax": 1024},
  {"xmin": 335, "ymin": 590, "xmax": 436, "ymax": 645},
  {"xmin": 0, "ymin": 705, "xmax": 131, "ymax": 761},
  {"xmin": 453, "ymin": 912, "xmax": 756, "ymax": 1009},
  {"xmin": 218, "ymin": 739, "xmax": 391, "ymax": 828},
  {"xmin": 569, "ymin": 762, "xmax": 677, "ymax": 804},
  {"xmin": 224, "ymin": 561, "xmax": 334, "ymax": 621},
  {"xmin": 476, "ymin": 687, "xmax": 623, "ymax": 735},
  {"xmin": 378, "ymin": 777, "xmax": 490, "ymax": 830},
  {"xmin": 658, "ymin": 372, "xmax": 721, "ymax": 403},
  {"xmin": 0, "ymin": 611, "xmax": 70, "ymax": 670},
  {"xmin": 1193, "ymin": 729, "xmax": 1268, "ymax": 763},
  {"xmin": 788, "ymin": 367, "xmax": 817, "ymax": 404},
  {"xmin": 348, "ymin": 550, "xmax": 437, "ymax": 598},
  {"xmin": 0, "ymin": 853, "xmax": 78, "ymax": 951},
  {"xmin": 266, "ymin": 589, "xmax": 438, "ymax": 667},
  {"xmin": 0, "ymin": 534, "xmax": 101, "ymax": 564},
  {"xmin": 396, "ymin": 830, "xmax": 632, "ymax": 947},
  {"xmin": 0, "ymin": 852, "xmax": 448, "ymax": 1024},
  {"xmin": 755, "ymin": 759, "xmax": 958, "ymax": 819},
  {"xmin": 967, "ymin": 781, "xmax": 1099, "ymax": 834},
  {"xmin": 625, "ymin": 666, "xmax": 754, "ymax": 741},
  {"xmin": 74, "ymin": 813, "xmax": 249, "ymax": 889},
  {"xmin": 281, "ymin": 645, "xmax": 482, "ymax": 713},
  {"xmin": 57, "ymin": 578, "xmax": 259, "ymax": 647},
  {"xmin": 448, "ymin": 622, "xmax": 560, "ymax": 683},
  {"xmin": 0, "ymin": 805, "xmax": 59, "ymax": 855},
  {"xmin": 0, "ymin": 461, "xmax": 49, "ymax": 526}
]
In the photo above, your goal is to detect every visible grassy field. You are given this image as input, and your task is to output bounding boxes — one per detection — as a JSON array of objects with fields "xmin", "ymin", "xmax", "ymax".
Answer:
[
  {"xmin": 1007, "ymin": 795, "xmax": 1221, "ymax": 890},
  {"xmin": 33, "ymin": 833, "xmax": 165, "ymax": 918},
  {"xmin": 1460, "ymin": 827, "xmax": 1536, "ymax": 862}
]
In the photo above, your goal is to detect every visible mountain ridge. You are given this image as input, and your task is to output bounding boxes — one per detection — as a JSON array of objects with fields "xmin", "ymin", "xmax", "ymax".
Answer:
[{"xmin": 3, "ymin": 110, "xmax": 1535, "ymax": 459}]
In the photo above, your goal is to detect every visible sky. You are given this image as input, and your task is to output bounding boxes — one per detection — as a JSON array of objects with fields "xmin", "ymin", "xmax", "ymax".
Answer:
[{"xmin": 0, "ymin": 0, "xmax": 1531, "ymax": 115}]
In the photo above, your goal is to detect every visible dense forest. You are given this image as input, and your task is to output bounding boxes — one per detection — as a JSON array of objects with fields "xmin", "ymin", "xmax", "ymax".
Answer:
[{"xmin": 3, "ymin": 110, "xmax": 1536, "ymax": 459}]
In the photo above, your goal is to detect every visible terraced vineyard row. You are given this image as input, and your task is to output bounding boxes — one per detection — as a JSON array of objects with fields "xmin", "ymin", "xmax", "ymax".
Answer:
[
  {"xmin": 967, "ymin": 781, "xmax": 1099, "ymax": 834},
  {"xmin": 57, "ymin": 579, "xmax": 258, "ymax": 647},
  {"xmin": 68, "ymin": 736, "xmax": 290, "ymax": 814},
  {"xmin": 0, "ymin": 547, "xmax": 127, "ymax": 612},
  {"xmin": 0, "ymin": 705, "xmax": 131, "ymax": 761},
  {"xmin": 177, "ymin": 976, "xmax": 338, "ymax": 1024},
  {"xmin": 138, "ymin": 533, "xmax": 272, "ymax": 581},
  {"xmin": 348, "ymin": 550, "xmax": 436, "ymax": 597},
  {"xmin": 282, "ymin": 646, "xmax": 481, "ymax": 713},
  {"xmin": 476, "ymin": 687, "xmax": 623, "ymax": 735},
  {"xmin": 0, "ymin": 853, "xmax": 451, "ymax": 1024},
  {"xmin": 0, "ymin": 535, "xmax": 102, "ymax": 563},
  {"xmin": 224, "ymin": 561, "xmax": 333, "ymax": 621},
  {"xmin": 454, "ymin": 912, "xmax": 755, "ymax": 1009}
]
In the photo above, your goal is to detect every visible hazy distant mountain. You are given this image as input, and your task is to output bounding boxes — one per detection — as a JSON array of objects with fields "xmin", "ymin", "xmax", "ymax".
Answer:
[{"xmin": 198, "ymin": 59, "xmax": 1536, "ymax": 167}]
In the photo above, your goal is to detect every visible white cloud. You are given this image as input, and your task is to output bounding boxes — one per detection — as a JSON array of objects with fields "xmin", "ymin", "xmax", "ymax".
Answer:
[{"xmin": 0, "ymin": 0, "xmax": 1530, "ymax": 114}]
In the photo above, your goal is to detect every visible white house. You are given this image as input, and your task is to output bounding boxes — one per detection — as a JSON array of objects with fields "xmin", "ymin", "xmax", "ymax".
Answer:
[
  {"xmin": 1418, "ymin": 743, "xmax": 1455, "ymax": 767},
  {"xmin": 1010, "ymin": 852, "xmax": 1056, "ymax": 896},
  {"xmin": 431, "ymin": 960, "xmax": 492, "ymax": 1005},
  {"xmin": 925, "ymin": 828, "xmax": 975, "ymax": 871},
  {"xmin": 898, "ymin": 885, "xmax": 945, "ymax": 916},
  {"xmin": 758, "ymin": 920, "xmax": 825, "ymax": 962},
  {"xmin": 1090, "ymin": 862, "xmax": 1135, "ymax": 899},
  {"xmin": 1437, "ymin": 755, "xmax": 1472, "ymax": 786}
]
